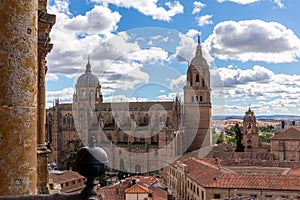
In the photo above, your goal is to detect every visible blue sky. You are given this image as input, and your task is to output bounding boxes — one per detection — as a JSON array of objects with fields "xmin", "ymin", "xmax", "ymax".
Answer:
[{"xmin": 46, "ymin": 0, "xmax": 300, "ymax": 116}]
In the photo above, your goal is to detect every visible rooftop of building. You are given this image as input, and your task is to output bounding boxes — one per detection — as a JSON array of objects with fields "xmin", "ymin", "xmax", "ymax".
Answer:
[
  {"xmin": 271, "ymin": 126, "xmax": 300, "ymax": 140},
  {"xmin": 97, "ymin": 175, "xmax": 169, "ymax": 200},
  {"xmin": 172, "ymin": 157, "xmax": 300, "ymax": 191}
]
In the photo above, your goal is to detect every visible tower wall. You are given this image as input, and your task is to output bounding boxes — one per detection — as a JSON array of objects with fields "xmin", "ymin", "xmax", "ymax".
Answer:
[{"xmin": 184, "ymin": 37, "xmax": 212, "ymax": 153}]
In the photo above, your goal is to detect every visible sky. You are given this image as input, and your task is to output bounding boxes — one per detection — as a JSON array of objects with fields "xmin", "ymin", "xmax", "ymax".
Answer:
[{"xmin": 45, "ymin": 0, "xmax": 300, "ymax": 116}]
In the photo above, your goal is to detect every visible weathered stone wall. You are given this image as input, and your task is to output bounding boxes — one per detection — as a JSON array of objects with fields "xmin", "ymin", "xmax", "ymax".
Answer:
[{"xmin": 0, "ymin": 0, "xmax": 38, "ymax": 195}]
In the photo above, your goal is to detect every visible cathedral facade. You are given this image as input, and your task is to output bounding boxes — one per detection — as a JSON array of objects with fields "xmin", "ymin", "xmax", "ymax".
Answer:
[{"xmin": 46, "ymin": 37, "xmax": 212, "ymax": 173}]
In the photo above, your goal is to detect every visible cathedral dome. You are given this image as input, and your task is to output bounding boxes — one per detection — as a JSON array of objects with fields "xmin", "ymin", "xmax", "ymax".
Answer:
[{"xmin": 76, "ymin": 61, "xmax": 100, "ymax": 86}]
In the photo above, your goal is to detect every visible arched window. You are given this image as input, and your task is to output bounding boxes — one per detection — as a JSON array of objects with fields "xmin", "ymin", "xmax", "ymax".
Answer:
[
  {"xmin": 196, "ymin": 74, "xmax": 200, "ymax": 82},
  {"xmin": 90, "ymin": 90, "xmax": 93, "ymax": 99},
  {"xmin": 200, "ymin": 96, "xmax": 203, "ymax": 102},
  {"xmin": 67, "ymin": 114, "xmax": 71, "ymax": 128},
  {"xmin": 135, "ymin": 164, "xmax": 141, "ymax": 173},
  {"xmin": 196, "ymin": 96, "xmax": 199, "ymax": 102},
  {"xmin": 63, "ymin": 114, "xmax": 67, "ymax": 126},
  {"xmin": 140, "ymin": 135, "xmax": 145, "ymax": 143},
  {"xmin": 123, "ymin": 134, "xmax": 128, "ymax": 142},
  {"xmin": 202, "ymin": 79, "xmax": 205, "ymax": 87},
  {"xmin": 107, "ymin": 134, "xmax": 112, "ymax": 141},
  {"xmin": 81, "ymin": 90, "xmax": 85, "ymax": 97},
  {"xmin": 191, "ymin": 96, "xmax": 194, "ymax": 102}
]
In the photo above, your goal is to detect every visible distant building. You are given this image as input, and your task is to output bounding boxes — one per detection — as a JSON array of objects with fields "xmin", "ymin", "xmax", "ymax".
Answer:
[
  {"xmin": 48, "ymin": 170, "xmax": 86, "ymax": 194},
  {"xmin": 46, "ymin": 36, "xmax": 212, "ymax": 172},
  {"xmin": 166, "ymin": 157, "xmax": 300, "ymax": 200},
  {"xmin": 97, "ymin": 176, "xmax": 170, "ymax": 200},
  {"xmin": 271, "ymin": 126, "xmax": 300, "ymax": 161}
]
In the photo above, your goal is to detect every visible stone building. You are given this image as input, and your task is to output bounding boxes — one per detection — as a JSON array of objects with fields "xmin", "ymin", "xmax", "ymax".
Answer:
[
  {"xmin": 97, "ymin": 176, "xmax": 170, "ymax": 200},
  {"xmin": 46, "ymin": 36, "xmax": 212, "ymax": 173},
  {"xmin": 271, "ymin": 126, "xmax": 300, "ymax": 161},
  {"xmin": 166, "ymin": 157, "xmax": 300, "ymax": 200}
]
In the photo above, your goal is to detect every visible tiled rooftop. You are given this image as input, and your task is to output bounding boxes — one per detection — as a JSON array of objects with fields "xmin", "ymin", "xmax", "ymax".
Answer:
[
  {"xmin": 174, "ymin": 157, "xmax": 300, "ymax": 191},
  {"xmin": 97, "ymin": 175, "xmax": 169, "ymax": 200},
  {"xmin": 49, "ymin": 171, "xmax": 85, "ymax": 184},
  {"xmin": 209, "ymin": 174, "xmax": 300, "ymax": 191},
  {"xmin": 271, "ymin": 126, "xmax": 300, "ymax": 140},
  {"xmin": 125, "ymin": 184, "xmax": 149, "ymax": 194}
]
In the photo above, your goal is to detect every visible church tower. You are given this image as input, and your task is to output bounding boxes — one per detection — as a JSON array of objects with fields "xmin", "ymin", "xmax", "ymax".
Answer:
[
  {"xmin": 73, "ymin": 60, "xmax": 103, "ymax": 145},
  {"xmin": 184, "ymin": 35, "xmax": 212, "ymax": 152},
  {"xmin": 242, "ymin": 107, "xmax": 260, "ymax": 150}
]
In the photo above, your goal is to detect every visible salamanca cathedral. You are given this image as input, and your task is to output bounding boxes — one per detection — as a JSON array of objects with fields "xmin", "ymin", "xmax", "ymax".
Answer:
[{"xmin": 46, "ymin": 35, "xmax": 212, "ymax": 173}]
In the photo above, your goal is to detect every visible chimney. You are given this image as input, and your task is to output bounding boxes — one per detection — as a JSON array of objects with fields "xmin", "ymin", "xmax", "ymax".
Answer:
[
  {"xmin": 291, "ymin": 121, "xmax": 295, "ymax": 126},
  {"xmin": 281, "ymin": 121, "xmax": 285, "ymax": 130},
  {"xmin": 132, "ymin": 178, "xmax": 136, "ymax": 185}
]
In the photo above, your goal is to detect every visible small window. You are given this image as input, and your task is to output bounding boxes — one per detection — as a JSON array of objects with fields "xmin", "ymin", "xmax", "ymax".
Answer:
[
  {"xmin": 279, "ymin": 141, "xmax": 284, "ymax": 146},
  {"xmin": 200, "ymin": 96, "xmax": 203, "ymax": 102},
  {"xmin": 196, "ymin": 74, "xmax": 200, "ymax": 82},
  {"xmin": 214, "ymin": 194, "xmax": 221, "ymax": 199}
]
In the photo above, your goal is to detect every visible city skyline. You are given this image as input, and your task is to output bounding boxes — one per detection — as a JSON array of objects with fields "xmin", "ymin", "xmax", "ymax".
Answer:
[{"xmin": 46, "ymin": 0, "xmax": 300, "ymax": 116}]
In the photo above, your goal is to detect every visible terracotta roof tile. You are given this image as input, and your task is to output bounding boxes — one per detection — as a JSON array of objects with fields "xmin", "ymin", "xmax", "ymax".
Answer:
[
  {"xmin": 97, "ymin": 176, "xmax": 168, "ymax": 200},
  {"xmin": 271, "ymin": 126, "xmax": 300, "ymax": 140},
  {"xmin": 49, "ymin": 170, "xmax": 85, "ymax": 184},
  {"xmin": 208, "ymin": 174, "xmax": 300, "ymax": 191},
  {"xmin": 175, "ymin": 157, "xmax": 300, "ymax": 191},
  {"xmin": 173, "ymin": 157, "xmax": 236, "ymax": 187},
  {"xmin": 125, "ymin": 183, "xmax": 149, "ymax": 194}
]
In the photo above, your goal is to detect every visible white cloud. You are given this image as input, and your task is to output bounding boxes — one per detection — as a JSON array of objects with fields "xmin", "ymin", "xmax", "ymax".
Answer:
[
  {"xmin": 172, "ymin": 32, "xmax": 214, "ymax": 65},
  {"xmin": 91, "ymin": 0, "xmax": 184, "ymax": 21},
  {"xmin": 46, "ymin": 73, "xmax": 59, "ymax": 81},
  {"xmin": 156, "ymin": 92, "xmax": 181, "ymax": 101},
  {"xmin": 217, "ymin": 0, "xmax": 285, "ymax": 8},
  {"xmin": 148, "ymin": 35, "xmax": 169, "ymax": 46},
  {"xmin": 192, "ymin": 1, "xmax": 206, "ymax": 14},
  {"xmin": 196, "ymin": 14, "xmax": 213, "ymax": 27},
  {"xmin": 46, "ymin": 87, "xmax": 74, "ymax": 108},
  {"xmin": 126, "ymin": 47, "xmax": 169, "ymax": 63},
  {"xmin": 274, "ymin": 0, "xmax": 284, "ymax": 8},
  {"xmin": 186, "ymin": 29, "xmax": 199, "ymax": 38},
  {"xmin": 205, "ymin": 20, "xmax": 300, "ymax": 63},
  {"xmin": 211, "ymin": 65, "xmax": 300, "ymax": 115},
  {"xmin": 217, "ymin": 0, "xmax": 260, "ymax": 4},
  {"xmin": 170, "ymin": 75, "xmax": 186, "ymax": 90},
  {"xmin": 64, "ymin": 6, "xmax": 121, "ymax": 35}
]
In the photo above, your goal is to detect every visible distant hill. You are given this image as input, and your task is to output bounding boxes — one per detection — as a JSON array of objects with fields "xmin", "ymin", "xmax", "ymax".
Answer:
[{"xmin": 213, "ymin": 115, "xmax": 300, "ymax": 121}]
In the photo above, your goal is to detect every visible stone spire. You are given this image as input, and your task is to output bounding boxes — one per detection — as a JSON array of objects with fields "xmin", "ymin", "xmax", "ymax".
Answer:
[
  {"xmin": 85, "ymin": 56, "xmax": 92, "ymax": 74},
  {"xmin": 196, "ymin": 33, "xmax": 202, "ymax": 57}
]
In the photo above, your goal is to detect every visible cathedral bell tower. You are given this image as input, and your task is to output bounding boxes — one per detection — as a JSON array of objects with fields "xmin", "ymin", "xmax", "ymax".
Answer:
[
  {"xmin": 242, "ymin": 107, "xmax": 260, "ymax": 150},
  {"xmin": 184, "ymin": 34, "xmax": 212, "ymax": 152}
]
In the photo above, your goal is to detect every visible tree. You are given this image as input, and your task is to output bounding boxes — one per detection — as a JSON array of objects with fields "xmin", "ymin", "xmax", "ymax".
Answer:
[
  {"xmin": 62, "ymin": 139, "xmax": 84, "ymax": 171},
  {"xmin": 234, "ymin": 123, "xmax": 244, "ymax": 152}
]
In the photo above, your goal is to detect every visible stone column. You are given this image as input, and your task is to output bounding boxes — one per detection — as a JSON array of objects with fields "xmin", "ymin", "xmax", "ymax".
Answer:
[
  {"xmin": 0, "ymin": 0, "xmax": 38, "ymax": 196},
  {"xmin": 37, "ymin": 1, "xmax": 56, "ymax": 193}
]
